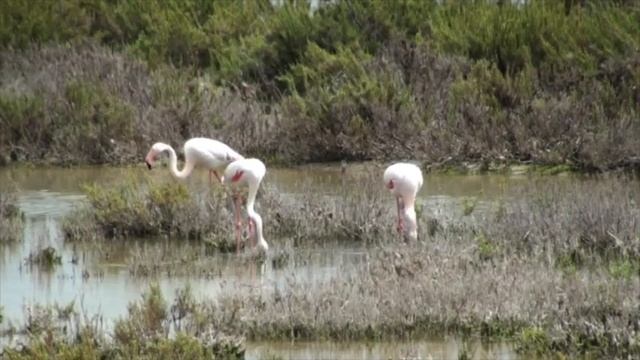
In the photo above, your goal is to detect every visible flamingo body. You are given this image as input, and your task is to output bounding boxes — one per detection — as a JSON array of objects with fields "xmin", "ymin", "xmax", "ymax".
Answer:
[
  {"xmin": 145, "ymin": 137, "xmax": 243, "ymax": 181},
  {"xmin": 383, "ymin": 162, "xmax": 423, "ymax": 240},
  {"xmin": 223, "ymin": 158, "xmax": 268, "ymax": 252}
]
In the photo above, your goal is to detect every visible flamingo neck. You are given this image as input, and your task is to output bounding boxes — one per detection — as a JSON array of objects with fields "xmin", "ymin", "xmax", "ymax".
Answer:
[
  {"xmin": 246, "ymin": 183, "xmax": 268, "ymax": 252},
  {"xmin": 402, "ymin": 197, "xmax": 418, "ymax": 241},
  {"xmin": 165, "ymin": 146, "xmax": 193, "ymax": 179}
]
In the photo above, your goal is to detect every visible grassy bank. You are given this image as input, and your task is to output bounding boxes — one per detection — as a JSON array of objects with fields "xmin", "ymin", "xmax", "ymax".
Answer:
[{"xmin": 0, "ymin": 1, "xmax": 638, "ymax": 170}]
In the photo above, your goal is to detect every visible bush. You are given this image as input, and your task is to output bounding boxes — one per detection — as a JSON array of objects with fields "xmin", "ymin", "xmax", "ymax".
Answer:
[
  {"xmin": 0, "ymin": 1, "xmax": 639, "ymax": 169},
  {"xmin": 64, "ymin": 175, "xmax": 230, "ymax": 240},
  {"xmin": 429, "ymin": 1, "xmax": 640, "ymax": 76}
]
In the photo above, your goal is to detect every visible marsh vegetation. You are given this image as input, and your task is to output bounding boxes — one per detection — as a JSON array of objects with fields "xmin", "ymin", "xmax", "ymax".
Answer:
[
  {"xmin": 0, "ymin": 192, "xmax": 22, "ymax": 243},
  {"xmin": 34, "ymin": 170, "xmax": 638, "ymax": 358},
  {"xmin": 0, "ymin": 0, "xmax": 638, "ymax": 170},
  {"xmin": 1, "ymin": 286, "xmax": 245, "ymax": 360},
  {"xmin": 23, "ymin": 247, "xmax": 62, "ymax": 271},
  {"xmin": 62, "ymin": 168, "xmax": 395, "ymax": 248},
  {"xmin": 1, "ymin": 0, "xmax": 639, "ymax": 358}
]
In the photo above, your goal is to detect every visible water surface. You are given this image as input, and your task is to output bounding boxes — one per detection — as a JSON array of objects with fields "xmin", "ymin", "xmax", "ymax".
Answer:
[{"xmin": 0, "ymin": 164, "xmax": 571, "ymax": 358}]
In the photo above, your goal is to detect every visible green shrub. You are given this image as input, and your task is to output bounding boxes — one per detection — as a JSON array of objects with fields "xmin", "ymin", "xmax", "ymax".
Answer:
[
  {"xmin": 0, "ymin": 79, "xmax": 134, "ymax": 164},
  {"xmin": 0, "ymin": 93, "xmax": 47, "ymax": 161},
  {"xmin": 277, "ymin": 43, "xmax": 417, "ymax": 161},
  {"xmin": 476, "ymin": 234, "xmax": 498, "ymax": 261},
  {"xmin": 0, "ymin": 0, "xmax": 90, "ymax": 48},
  {"xmin": 56, "ymin": 80, "xmax": 135, "ymax": 163},
  {"xmin": 516, "ymin": 327, "xmax": 552, "ymax": 355},
  {"xmin": 608, "ymin": 259, "xmax": 640, "ymax": 280},
  {"xmin": 429, "ymin": 1, "xmax": 640, "ymax": 76},
  {"xmin": 72, "ymin": 176, "xmax": 225, "ymax": 239},
  {"xmin": 1, "ymin": 1, "xmax": 639, "ymax": 169}
]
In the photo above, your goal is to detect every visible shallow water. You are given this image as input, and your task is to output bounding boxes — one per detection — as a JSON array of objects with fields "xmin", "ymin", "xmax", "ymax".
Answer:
[{"xmin": 0, "ymin": 164, "xmax": 574, "ymax": 358}]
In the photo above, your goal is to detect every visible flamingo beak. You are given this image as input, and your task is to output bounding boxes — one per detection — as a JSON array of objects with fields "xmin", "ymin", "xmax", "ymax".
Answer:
[
  {"xmin": 387, "ymin": 180, "xmax": 394, "ymax": 190},
  {"xmin": 144, "ymin": 154, "xmax": 154, "ymax": 170}
]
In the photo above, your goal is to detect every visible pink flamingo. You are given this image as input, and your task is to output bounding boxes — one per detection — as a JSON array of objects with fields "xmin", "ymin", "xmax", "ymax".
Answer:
[
  {"xmin": 383, "ymin": 162, "xmax": 424, "ymax": 241},
  {"xmin": 144, "ymin": 138, "xmax": 243, "ymax": 184},
  {"xmin": 223, "ymin": 158, "xmax": 269, "ymax": 253}
]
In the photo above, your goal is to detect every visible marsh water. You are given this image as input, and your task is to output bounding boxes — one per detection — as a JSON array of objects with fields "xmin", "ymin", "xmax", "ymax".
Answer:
[{"xmin": 0, "ymin": 164, "xmax": 570, "ymax": 359}]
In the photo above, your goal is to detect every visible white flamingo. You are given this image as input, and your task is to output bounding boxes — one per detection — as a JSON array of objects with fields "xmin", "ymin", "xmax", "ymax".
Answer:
[
  {"xmin": 223, "ymin": 158, "xmax": 269, "ymax": 253},
  {"xmin": 144, "ymin": 138, "xmax": 243, "ymax": 183},
  {"xmin": 383, "ymin": 163, "xmax": 424, "ymax": 241}
]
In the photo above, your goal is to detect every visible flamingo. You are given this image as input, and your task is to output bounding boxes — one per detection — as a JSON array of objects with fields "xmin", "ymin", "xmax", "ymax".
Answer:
[
  {"xmin": 144, "ymin": 138, "xmax": 243, "ymax": 184},
  {"xmin": 383, "ymin": 162, "xmax": 424, "ymax": 241},
  {"xmin": 222, "ymin": 158, "xmax": 269, "ymax": 253}
]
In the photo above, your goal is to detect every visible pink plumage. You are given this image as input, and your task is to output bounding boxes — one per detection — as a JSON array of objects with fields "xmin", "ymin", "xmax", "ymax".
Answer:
[{"xmin": 383, "ymin": 162, "xmax": 424, "ymax": 240}]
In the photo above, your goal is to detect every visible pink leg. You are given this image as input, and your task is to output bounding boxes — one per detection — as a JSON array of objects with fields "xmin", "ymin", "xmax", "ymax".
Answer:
[
  {"xmin": 396, "ymin": 197, "xmax": 404, "ymax": 234},
  {"xmin": 234, "ymin": 193, "xmax": 243, "ymax": 253}
]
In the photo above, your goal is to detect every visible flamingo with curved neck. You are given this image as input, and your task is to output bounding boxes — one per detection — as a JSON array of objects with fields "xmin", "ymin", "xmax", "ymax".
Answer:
[{"xmin": 144, "ymin": 137, "xmax": 243, "ymax": 183}]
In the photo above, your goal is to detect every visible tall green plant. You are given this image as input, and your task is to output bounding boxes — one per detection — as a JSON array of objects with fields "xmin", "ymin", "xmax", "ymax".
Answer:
[{"xmin": 429, "ymin": 1, "xmax": 640, "ymax": 76}]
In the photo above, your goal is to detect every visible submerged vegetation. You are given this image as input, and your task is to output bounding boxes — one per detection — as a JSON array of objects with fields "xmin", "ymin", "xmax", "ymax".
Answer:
[
  {"xmin": 0, "ymin": 0, "xmax": 638, "ymax": 170},
  {"xmin": 24, "ymin": 247, "xmax": 62, "ymax": 271},
  {"xmin": 1, "ymin": 286, "xmax": 244, "ymax": 359},
  {"xmin": 0, "ymin": 192, "xmax": 23, "ymax": 243}
]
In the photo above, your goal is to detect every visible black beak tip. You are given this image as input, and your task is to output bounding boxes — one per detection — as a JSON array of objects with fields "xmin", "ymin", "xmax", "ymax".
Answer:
[{"xmin": 145, "ymin": 161, "xmax": 152, "ymax": 170}]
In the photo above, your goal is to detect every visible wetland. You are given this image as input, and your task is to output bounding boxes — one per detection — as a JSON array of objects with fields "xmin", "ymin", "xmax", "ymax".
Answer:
[
  {"xmin": 1, "ymin": 0, "xmax": 640, "ymax": 358},
  {"xmin": 1, "ymin": 164, "xmax": 639, "ymax": 359}
]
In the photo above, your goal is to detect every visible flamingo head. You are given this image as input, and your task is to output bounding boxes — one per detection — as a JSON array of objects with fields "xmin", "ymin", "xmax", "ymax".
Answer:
[
  {"xmin": 386, "ymin": 179, "xmax": 395, "ymax": 190},
  {"xmin": 222, "ymin": 169, "xmax": 245, "ymax": 186},
  {"xmin": 144, "ymin": 143, "xmax": 168, "ymax": 170}
]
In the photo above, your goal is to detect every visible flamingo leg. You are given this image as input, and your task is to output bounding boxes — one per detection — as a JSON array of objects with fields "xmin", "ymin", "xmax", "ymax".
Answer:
[
  {"xmin": 396, "ymin": 197, "xmax": 404, "ymax": 235},
  {"xmin": 234, "ymin": 193, "xmax": 243, "ymax": 253},
  {"xmin": 248, "ymin": 218, "xmax": 256, "ymax": 248}
]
